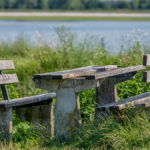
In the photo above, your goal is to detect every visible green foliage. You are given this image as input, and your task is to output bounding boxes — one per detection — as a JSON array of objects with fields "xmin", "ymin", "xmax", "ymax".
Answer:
[
  {"xmin": 67, "ymin": 0, "xmax": 85, "ymax": 10},
  {"xmin": 79, "ymin": 89, "xmax": 96, "ymax": 120},
  {"xmin": 82, "ymin": 0, "xmax": 99, "ymax": 9},
  {"xmin": 132, "ymin": 0, "xmax": 140, "ymax": 9},
  {"xmin": 12, "ymin": 116, "xmax": 52, "ymax": 149},
  {"xmin": 13, "ymin": 118, "xmax": 38, "ymax": 148},
  {"xmin": 72, "ymin": 108, "xmax": 150, "ymax": 149},
  {"xmin": 118, "ymin": 71, "xmax": 150, "ymax": 100},
  {"xmin": 28, "ymin": 108, "xmax": 150, "ymax": 150},
  {"xmin": 37, "ymin": 0, "xmax": 49, "ymax": 9},
  {"xmin": 0, "ymin": 84, "xmax": 19, "ymax": 100},
  {"xmin": 0, "ymin": 0, "xmax": 5, "ymax": 8},
  {"xmin": 1, "ymin": 0, "xmax": 150, "ymax": 10}
]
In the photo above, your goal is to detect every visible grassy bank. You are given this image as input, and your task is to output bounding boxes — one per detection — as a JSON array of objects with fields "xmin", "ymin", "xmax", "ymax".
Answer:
[
  {"xmin": 1, "ymin": 16, "xmax": 150, "ymax": 21},
  {"xmin": 0, "ymin": 28, "xmax": 150, "ymax": 149}
]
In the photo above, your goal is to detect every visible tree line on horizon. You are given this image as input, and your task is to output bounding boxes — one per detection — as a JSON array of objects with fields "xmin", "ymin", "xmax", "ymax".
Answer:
[{"xmin": 0, "ymin": 0, "xmax": 150, "ymax": 10}]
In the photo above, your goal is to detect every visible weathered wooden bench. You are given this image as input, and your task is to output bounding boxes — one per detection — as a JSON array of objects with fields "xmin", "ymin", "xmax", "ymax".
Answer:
[
  {"xmin": 0, "ymin": 60, "xmax": 56, "ymax": 143},
  {"xmin": 97, "ymin": 92, "xmax": 150, "ymax": 111},
  {"xmin": 34, "ymin": 64, "xmax": 145, "ymax": 138},
  {"xmin": 97, "ymin": 54, "xmax": 150, "ymax": 116}
]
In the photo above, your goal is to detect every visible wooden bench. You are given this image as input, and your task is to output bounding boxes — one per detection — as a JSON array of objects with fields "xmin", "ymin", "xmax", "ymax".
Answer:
[
  {"xmin": 97, "ymin": 54, "xmax": 150, "ymax": 116},
  {"xmin": 0, "ymin": 60, "xmax": 56, "ymax": 143},
  {"xmin": 97, "ymin": 92, "xmax": 150, "ymax": 111}
]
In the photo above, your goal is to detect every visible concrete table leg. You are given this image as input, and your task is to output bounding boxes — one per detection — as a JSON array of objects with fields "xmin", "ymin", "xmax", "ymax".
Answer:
[
  {"xmin": 0, "ymin": 108, "xmax": 12, "ymax": 143},
  {"xmin": 55, "ymin": 88, "xmax": 81, "ymax": 139}
]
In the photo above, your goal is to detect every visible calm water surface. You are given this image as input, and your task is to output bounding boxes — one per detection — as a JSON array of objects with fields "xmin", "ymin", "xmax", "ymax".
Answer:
[{"xmin": 0, "ymin": 20, "xmax": 150, "ymax": 52}]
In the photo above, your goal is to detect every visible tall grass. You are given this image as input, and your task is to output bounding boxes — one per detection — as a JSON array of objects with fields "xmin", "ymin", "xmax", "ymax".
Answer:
[
  {"xmin": 2, "ymin": 108, "xmax": 150, "ymax": 150},
  {"xmin": 0, "ymin": 27, "xmax": 150, "ymax": 149}
]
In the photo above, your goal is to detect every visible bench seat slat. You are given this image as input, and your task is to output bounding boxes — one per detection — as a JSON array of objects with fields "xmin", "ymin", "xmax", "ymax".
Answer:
[
  {"xmin": 85, "ymin": 65, "xmax": 145, "ymax": 80},
  {"xmin": 0, "ymin": 93, "xmax": 56, "ymax": 108},
  {"xmin": 0, "ymin": 74, "xmax": 18, "ymax": 85},
  {"xmin": 97, "ymin": 92, "xmax": 150, "ymax": 111},
  {"xmin": 0, "ymin": 60, "xmax": 14, "ymax": 70}
]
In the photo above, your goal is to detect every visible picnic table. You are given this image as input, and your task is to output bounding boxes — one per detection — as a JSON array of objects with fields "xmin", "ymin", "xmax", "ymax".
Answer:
[{"xmin": 33, "ymin": 65, "xmax": 145, "ymax": 138}]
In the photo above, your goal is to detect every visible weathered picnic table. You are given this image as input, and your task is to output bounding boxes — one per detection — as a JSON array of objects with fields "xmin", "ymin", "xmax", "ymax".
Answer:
[{"xmin": 34, "ymin": 64, "xmax": 146, "ymax": 138}]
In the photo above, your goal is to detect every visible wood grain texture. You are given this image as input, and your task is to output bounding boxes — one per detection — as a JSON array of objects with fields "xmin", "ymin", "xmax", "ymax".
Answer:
[
  {"xmin": 143, "ymin": 54, "xmax": 150, "ymax": 66},
  {"xmin": 16, "ymin": 102, "xmax": 54, "ymax": 135},
  {"xmin": 0, "ymin": 61, "xmax": 14, "ymax": 70},
  {"xmin": 85, "ymin": 65, "xmax": 145, "ymax": 80},
  {"xmin": 0, "ymin": 74, "xmax": 18, "ymax": 85},
  {"xmin": 34, "ymin": 65, "xmax": 117, "ymax": 80},
  {"xmin": 0, "ymin": 108, "xmax": 12, "ymax": 142},
  {"xmin": 143, "ymin": 71, "xmax": 150, "ymax": 82},
  {"xmin": 97, "ymin": 92, "xmax": 150, "ymax": 111},
  {"xmin": 0, "ymin": 93, "xmax": 56, "ymax": 108}
]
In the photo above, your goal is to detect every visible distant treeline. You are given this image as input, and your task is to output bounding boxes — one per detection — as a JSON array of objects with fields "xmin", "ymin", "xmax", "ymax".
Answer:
[{"xmin": 0, "ymin": 0, "xmax": 150, "ymax": 10}]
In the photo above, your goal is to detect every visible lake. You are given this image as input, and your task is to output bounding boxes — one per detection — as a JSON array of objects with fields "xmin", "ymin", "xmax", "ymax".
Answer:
[{"xmin": 0, "ymin": 20, "xmax": 150, "ymax": 52}]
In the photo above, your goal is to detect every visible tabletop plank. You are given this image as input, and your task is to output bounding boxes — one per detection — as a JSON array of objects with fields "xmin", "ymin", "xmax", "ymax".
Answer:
[
  {"xmin": 34, "ymin": 65, "xmax": 117, "ymax": 80},
  {"xmin": 85, "ymin": 65, "xmax": 146, "ymax": 80}
]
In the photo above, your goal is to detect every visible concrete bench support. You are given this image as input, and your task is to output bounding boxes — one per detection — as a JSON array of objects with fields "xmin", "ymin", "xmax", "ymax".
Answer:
[
  {"xmin": 95, "ymin": 78, "xmax": 118, "ymax": 119},
  {"xmin": 95, "ymin": 73, "xmax": 136, "ymax": 118},
  {"xmin": 96, "ymin": 78, "xmax": 118, "ymax": 106},
  {"xmin": 0, "ymin": 108, "xmax": 12, "ymax": 143}
]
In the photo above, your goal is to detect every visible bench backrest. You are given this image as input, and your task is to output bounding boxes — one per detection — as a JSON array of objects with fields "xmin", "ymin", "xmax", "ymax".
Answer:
[
  {"xmin": 0, "ymin": 60, "xmax": 18, "ymax": 100},
  {"xmin": 143, "ymin": 55, "xmax": 150, "ymax": 82}
]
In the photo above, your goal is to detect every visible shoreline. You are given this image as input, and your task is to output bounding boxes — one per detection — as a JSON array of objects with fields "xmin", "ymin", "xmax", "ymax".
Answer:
[
  {"xmin": 0, "ymin": 12, "xmax": 150, "ymax": 21},
  {"xmin": 1, "ymin": 12, "xmax": 150, "ymax": 17}
]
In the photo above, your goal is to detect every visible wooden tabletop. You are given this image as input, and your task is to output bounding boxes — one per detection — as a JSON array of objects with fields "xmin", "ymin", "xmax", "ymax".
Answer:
[
  {"xmin": 33, "ymin": 65, "xmax": 145, "ymax": 81},
  {"xmin": 85, "ymin": 65, "xmax": 145, "ymax": 80},
  {"xmin": 34, "ymin": 65, "xmax": 117, "ymax": 80}
]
